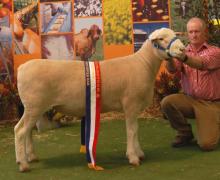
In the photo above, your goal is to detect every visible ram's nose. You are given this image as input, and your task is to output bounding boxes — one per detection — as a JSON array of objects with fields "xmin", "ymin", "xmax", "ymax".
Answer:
[{"xmin": 179, "ymin": 46, "xmax": 185, "ymax": 52}]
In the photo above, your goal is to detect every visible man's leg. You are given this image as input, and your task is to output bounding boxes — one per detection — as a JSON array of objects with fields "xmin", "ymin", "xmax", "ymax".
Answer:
[
  {"xmin": 161, "ymin": 94, "xmax": 195, "ymax": 147},
  {"xmin": 194, "ymin": 101, "xmax": 220, "ymax": 151}
]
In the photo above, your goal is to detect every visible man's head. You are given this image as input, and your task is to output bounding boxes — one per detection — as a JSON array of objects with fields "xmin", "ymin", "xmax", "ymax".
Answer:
[{"xmin": 187, "ymin": 17, "xmax": 207, "ymax": 48}]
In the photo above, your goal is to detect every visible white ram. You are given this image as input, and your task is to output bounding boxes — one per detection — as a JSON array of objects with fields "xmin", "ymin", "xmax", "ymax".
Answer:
[{"xmin": 14, "ymin": 28, "xmax": 185, "ymax": 172}]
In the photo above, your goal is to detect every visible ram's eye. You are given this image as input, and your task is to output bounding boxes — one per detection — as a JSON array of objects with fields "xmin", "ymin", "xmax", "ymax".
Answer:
[{"xmin": 158, "ymin": 38, "xmax": 164, "ymax": 41}]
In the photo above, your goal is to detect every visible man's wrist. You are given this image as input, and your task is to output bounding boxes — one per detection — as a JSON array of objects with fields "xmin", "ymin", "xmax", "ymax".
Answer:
[{"xmin": 182, "ymin": 54, "xmax": 188, "ymax": 62}]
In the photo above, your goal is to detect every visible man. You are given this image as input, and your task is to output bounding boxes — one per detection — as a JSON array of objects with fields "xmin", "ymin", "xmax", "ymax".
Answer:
[{"xmin": 161, "ymin": 17, "xmax": 220, "ymax": 151}]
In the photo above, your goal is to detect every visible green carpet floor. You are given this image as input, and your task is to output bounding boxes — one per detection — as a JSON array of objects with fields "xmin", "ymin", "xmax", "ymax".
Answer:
[{"xmin": 1, "ymin": 118, "xmax": 220, "ymax": 180}]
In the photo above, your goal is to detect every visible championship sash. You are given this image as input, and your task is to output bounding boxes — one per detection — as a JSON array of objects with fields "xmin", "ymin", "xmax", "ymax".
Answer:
[{"xmin": 81, "ymin": 61, "xmax": 103, "ymax": 170}]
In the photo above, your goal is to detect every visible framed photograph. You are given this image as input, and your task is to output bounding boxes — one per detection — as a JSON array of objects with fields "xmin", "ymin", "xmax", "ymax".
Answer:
[
  {"xmin": 74, "ymin": 0, "xmax": 102, "ymax": 17},
  {"xmin": 40, "ymin": 2, "xmax": 72, "ymax": 34},
  {"xmin": 133, "ymin": 22, "xmax": 169, "ymax": 51},
  {"xmin": 41, "ymin": 34, "xmax": 74, "ymax": 60}
]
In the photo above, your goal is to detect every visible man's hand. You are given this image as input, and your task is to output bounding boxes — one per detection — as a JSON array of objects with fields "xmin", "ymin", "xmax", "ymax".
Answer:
[
  {"xmin": 172, "ymin": 51, "xmax": 188, "ymax": 63},
  {"xmin": 174, "ymin": 53, "xmax": 204, "ymax": 70},
  {"xmin": 178, "ymin": 54, "xmax": 188, "ymax": 62}
]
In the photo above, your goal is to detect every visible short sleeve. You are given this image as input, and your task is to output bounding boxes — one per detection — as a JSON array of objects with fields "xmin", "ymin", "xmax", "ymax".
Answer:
[{"xmin": 200, "ymin": 47, "xmax": 220, "ymax": 70}]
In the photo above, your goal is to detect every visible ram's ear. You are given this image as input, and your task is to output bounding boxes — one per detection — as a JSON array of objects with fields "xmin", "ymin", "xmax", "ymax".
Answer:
[{"xmin": 149, "ymin": 29, "xmax": 161, "ymax": 41}]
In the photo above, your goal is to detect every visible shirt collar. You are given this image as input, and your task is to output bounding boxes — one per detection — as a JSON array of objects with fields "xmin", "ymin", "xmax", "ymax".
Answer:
[{"xmin": 186, "ymin": 42, "xmax": 209, "ymax": 53}]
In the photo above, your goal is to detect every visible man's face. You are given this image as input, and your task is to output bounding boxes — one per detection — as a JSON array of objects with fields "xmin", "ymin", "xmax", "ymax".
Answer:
[{"xmin": 187, "ymin": 21, "xmax": 206, "ymax": 47}]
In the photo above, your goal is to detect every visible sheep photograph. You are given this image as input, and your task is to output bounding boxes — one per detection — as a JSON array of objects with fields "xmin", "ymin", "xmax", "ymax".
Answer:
[
  {"xmin": 41, "ymin": 34, "xmax": 74, "ymax": 60},
  {"xmin": 40, "ymin": 2, "xmax": 72, "ymax": 34}
]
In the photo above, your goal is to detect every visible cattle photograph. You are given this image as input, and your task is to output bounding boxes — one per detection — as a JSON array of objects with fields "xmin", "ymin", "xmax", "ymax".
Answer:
[{"xmin": 74, "ymin": 18, "xmax": 103, "ymax": 61}]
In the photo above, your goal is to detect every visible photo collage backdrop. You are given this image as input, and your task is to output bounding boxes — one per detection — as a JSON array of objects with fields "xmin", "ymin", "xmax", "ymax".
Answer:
[{"xmin": 0, "ymin": 0, "xmax": 171, "ymax": 81}]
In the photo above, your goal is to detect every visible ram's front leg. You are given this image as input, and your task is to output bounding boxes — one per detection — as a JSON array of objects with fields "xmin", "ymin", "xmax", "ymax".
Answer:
[{"xmin": 125, "ymin": 111, "xmax": 144, "ymax": 166}]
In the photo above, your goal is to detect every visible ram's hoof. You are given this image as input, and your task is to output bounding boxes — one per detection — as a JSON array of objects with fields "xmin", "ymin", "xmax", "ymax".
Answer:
[
  {"xmin": 136, "ymin": 150, "xmax": 145, "ymax": 161},
  {"xmin": 129, "ymin": 158, "xmax": 140, "ymax": 166},
  {"xmin": 19, "ymin": 163, "xmax": 30, "ymax": 172},
  {"xmin": 139, "ymin": 155, "xmax": 145, "ymax": 161},
  {"xmin": 131, "ymin": 161, "xmax": 140, "ymax": 166},
  {"xmin": 16, "ymin": 160, "xmax": 20, "ymax": 164},
  {"xmin": 28, "ymin": 154, "xmax": 39, "ymax": 163}
]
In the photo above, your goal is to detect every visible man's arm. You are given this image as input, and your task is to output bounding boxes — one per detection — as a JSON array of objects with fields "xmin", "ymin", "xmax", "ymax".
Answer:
[
  {"xmin": 180, "ymin": 54, "xmax": 203, "ymax": 69},
  {"xmin": 165, "ymin": 54, "xmax": 203, "ymax": 74},
  {"xmin": 176, "ymin": 46, "xmax": 220, "ymax": 70},
  {"xmin": 165, "ymin": 59, "xmax": 177, "ymax": 73}
]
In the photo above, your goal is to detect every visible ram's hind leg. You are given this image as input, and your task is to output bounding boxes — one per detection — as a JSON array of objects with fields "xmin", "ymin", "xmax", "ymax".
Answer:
[
  {"xmin": 14, "ymin": 110, "xmax": 40, "ymax": 172},
  {"xmin": 26, "ymin": 128, "xmax": 39, "ymax": 163},
  {"xmin": 26, "ymin": 116, "xmax": 48, "ymax": 162},
  {"xmin": 14, "ymin": 117, "xmax": 26, "ymax": 165}
]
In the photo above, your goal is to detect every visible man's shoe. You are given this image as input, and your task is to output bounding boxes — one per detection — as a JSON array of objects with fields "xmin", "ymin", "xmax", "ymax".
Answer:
[{"xmin": 172, "ymin": 134, "xmax": 195, "ymax": 148}]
